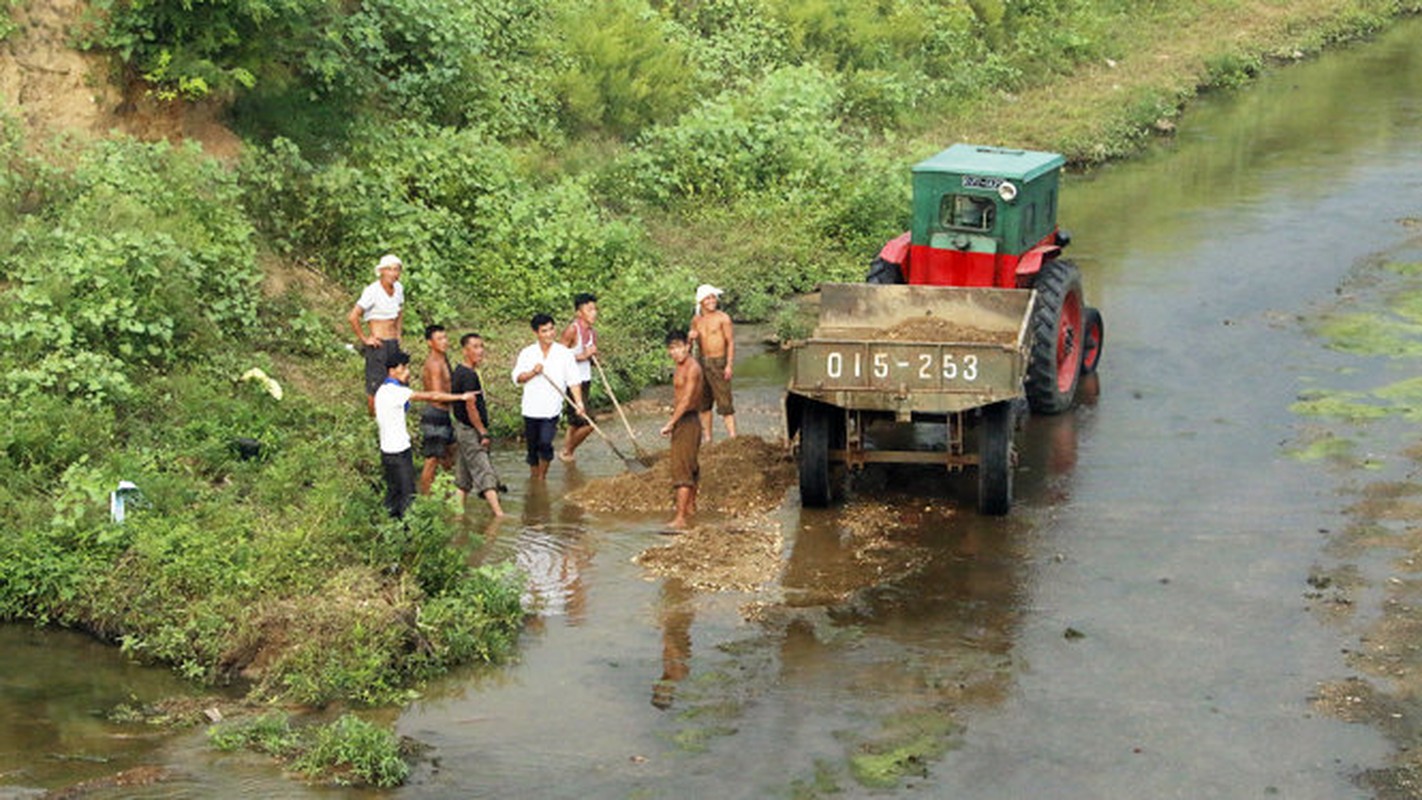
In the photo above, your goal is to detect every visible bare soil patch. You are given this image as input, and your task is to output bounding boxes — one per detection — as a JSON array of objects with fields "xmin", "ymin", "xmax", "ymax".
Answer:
[{"xmin": 1, "ymin": 0, "xmax": 240, "ymax": 157}]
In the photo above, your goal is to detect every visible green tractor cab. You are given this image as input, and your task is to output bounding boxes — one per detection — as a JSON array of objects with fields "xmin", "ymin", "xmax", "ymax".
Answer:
[{"xmin": 868, "ymin": 144, "xmax": 1103, "ymax": 413}]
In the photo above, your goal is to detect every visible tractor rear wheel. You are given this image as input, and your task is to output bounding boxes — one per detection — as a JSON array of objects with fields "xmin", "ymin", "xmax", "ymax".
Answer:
[
  {"xmin": 977, "ymin": 401, "xmax": 1014, "ymax": 516},
  {"xmin": 1081, "ymin": 306, "xmax": 1104, "ymax": 375},
  {"xmin": 1026, "ymin": 259, "xmax": 1085, "ymax": 414},
  {"xmin": 799, "ymin": 402, "xmax": 836, "ymax": 507},
  {"xmin": 866, "ymin": 257, "xmax": 905, "ymax": 284}
]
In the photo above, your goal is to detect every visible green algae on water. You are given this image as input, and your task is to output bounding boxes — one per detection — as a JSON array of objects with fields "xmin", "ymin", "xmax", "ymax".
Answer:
[
  {"xmin": 846, "ymin": 710, "xmax": 958, "ymax": 789},
  {"xmin": 1382, "ymin": 261, "xmax": 1422, "ymax": 277},
  {"xmin": 1290, "ymin": 390, "xmax": 1390, "ymax": 422},
  {"xmin": 1287, "ymin": 435, "xmax": 1356, "ymax": 463},
  {"xmin": 1314, "ymin": 313, "xmax": 1422, "ymax": 357}
]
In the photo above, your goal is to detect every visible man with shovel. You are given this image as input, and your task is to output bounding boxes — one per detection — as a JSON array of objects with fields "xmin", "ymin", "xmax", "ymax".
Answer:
[
  {"xmin": 558, "ymin": 292, "xmax": 599, "ymax": 463},
  {"xmin": 513, "ymin": 313, "xmax": 585, "ymax": 480}
]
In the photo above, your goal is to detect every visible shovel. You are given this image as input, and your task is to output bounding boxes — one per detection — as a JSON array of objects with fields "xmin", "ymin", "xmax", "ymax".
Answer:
[
  {"xmin": 592, "ymin": 356, "xmax": 655, "ymax": 463},
  {"xmin": 539, "ymin": 371, "xmax": 649, "ymax": 472}
]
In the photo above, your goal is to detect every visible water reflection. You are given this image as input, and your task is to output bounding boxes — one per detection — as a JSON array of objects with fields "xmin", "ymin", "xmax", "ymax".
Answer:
[
  {"xmin": 0, "ymin": 626, "xmax": 197, "ymax": 793},
  {"xmin": 503, "ymin": 480, "xmax": 594, "ymax": 625},
  {"xmin": 651, "ymin": 578, "xmax": 694, "ymax": 710}
]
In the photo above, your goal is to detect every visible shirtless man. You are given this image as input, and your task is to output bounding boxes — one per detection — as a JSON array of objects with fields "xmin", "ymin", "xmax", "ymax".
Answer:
[
  {"xmin": 660, "ymin": 330, "xmax": 704, "ymax": 530},
  {"xmin": 418, "ymin": 324, "xmax": 455, "ymax": 494},
  {"xmin": 688, "ymin": 283, "xmax": 736, "ymax": 442},
  {"xmin": 348, "ymin": 254, "xmax": 405, "ymax": 416},
  {"xmin": 558, "ymin": 292, "xmax": 599, "ymax": 462}
]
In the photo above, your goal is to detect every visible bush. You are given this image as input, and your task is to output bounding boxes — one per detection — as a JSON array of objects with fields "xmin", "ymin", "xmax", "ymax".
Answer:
[
  {"xmin": 615, "ymin": 64, "xmax": 848, "ymax": 204},
  {"xmin": 550, "ymin": 0, "xmax": 699, "ymax": 137},
  {"xmin": 0, "ymin": 139, "xmax": 258, "ymax": 404},
  {"xmin": 83, "ymin": 0, "xmax": 326, "ymax": 99},
  {"xmin": 211, "ymin": 712, "xmax": 411, "ymax": 787},
  {"xmin": 295, "ymin": 714, "xmax": 410, "ymax": 787},
  {"xmin": 240, "ymin": 125, "xmax": 657, "ymax": 326}
]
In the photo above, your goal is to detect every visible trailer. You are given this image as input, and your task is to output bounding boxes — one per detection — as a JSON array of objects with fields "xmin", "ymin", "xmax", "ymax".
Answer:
[{"xmin": 784, "ymin": 282, "xmax": 1033, "ymax": 515}]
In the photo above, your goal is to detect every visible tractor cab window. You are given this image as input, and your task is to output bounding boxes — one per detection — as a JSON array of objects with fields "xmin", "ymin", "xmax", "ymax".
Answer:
[{"xmin": 940, "ymin": 194, "xmax": 995, "ymax": 231}]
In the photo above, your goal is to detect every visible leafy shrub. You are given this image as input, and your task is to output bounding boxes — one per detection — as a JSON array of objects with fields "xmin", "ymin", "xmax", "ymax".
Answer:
[
  {"xmin": 666, "ymin": 0, "xmax": 790, "ymax": 90},
  {"xmin": 413, "ymin": 563, "xmax": 524, "ymax": 671},
  {"xmin": 84, "ymin": 0, "xmax": 326, "ymax": 99},
  {"xmin": 209, "ymin": 712, "xmax": 301, "ymax": 756},
  {"xmin": 616, "ymin": 64, "xmax": 847, "ymax": 204},
  {"xmin": 211, "ymin": 712, "xmax": 410, "ymax": 787},
  {"xmin": 326, "ymin": 0, "xmax": 556, "ymax": 135},
  {"xmin": 240, "ymin": 125, "xmax": 656, "ymax": 325},
  {"xmin": 549, "ymin": 0, "xmax": 698, "ymax": 137},
  {"xmin": 0, "ymin": 139, "xmax": 258, "ymax": 404},
  {"xmin": 294, "ymin": 714, "xmax": 410, "ymax": 787}
]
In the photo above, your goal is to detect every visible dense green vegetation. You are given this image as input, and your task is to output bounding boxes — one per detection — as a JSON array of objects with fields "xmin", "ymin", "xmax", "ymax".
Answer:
[
  {"xmin": 3, "ymin": 0, "xmax": 1419, "ymax": 768},
  {"xmin": 0, "ymin": 126, "xmax": 523, "ymax": 710},
  {"xmin": 209, "ymin": 711, "xmax": 411, "ymax": 787}
]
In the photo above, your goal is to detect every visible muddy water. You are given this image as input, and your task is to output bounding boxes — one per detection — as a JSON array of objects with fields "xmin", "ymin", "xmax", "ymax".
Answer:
[{"xmin": 8, "ymin": 17, "xmax": 1422, "ymax": 798}]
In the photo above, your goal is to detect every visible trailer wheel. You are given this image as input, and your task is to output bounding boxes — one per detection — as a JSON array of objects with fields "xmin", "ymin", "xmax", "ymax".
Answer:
[
  {"xmin": 977, "ymin": 401, "xmax": 1014, "ymax": 516},
  {"xmin": 866, "ymin": 256, "xmax": 905, "ymax": 285},
  {"xmin": 1081, "ymin": 306, "xmax": 1104, "ymax": 375},
  {"xmin": 799, "ymin": 402, "xmax": 835, "ymax": 507},
  {"xmin": 1026, "ymin": 259, "xmax": 1085, "ymax": 414}
]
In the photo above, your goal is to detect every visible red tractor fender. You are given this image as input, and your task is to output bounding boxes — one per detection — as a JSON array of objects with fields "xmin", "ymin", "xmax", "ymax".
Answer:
[
  {"xmin": 1014, "ymin": 242, "xmax": 1062, "ymax": 281},
  {"xmin": 878, "ymin": 231, "xmax": 911, "ymax": 266}
]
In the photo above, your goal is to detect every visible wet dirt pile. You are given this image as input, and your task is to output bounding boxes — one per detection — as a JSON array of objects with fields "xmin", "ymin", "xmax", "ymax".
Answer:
[
  {"xmin": 817, "ymin": 318, "xmax": 1018, "ymax": 344},
  {"xmin": 634, "ymin": 523, "xmax": 783, "ymax": 592},
  {"xmin": 568, "ymin": 435, "xmax": 795, "ymax": 516},
  {"xmin": 881, "ymin": 317, "xmax": 1018, "ymax": 344}
]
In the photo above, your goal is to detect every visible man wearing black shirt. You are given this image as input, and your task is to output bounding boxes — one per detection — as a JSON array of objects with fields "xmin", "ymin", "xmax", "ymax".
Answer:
[{"xmin": 451, "ymin": 333, "xmax": 505, "ymax": 516}]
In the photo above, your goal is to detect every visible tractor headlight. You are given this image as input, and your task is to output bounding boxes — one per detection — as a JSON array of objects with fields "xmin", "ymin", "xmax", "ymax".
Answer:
[{"xmin": 997, "ymin": 181, "xmax": 1018, "ymax": 202}]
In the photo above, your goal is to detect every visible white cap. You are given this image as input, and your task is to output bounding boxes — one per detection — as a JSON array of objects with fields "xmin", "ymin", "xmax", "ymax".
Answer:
[
  {"xmin": 375, "ymin": 254, "xmax": 403, "ymax": 275},
  {"xmin": 695, "ymin": 284, "xmax": 723, "ymax": 307}
]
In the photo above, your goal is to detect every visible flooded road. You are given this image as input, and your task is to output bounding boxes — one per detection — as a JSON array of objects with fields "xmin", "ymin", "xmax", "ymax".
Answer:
[{"xmin": 7, "ymin": 16, "xmax": 1422, "ymax": 799}]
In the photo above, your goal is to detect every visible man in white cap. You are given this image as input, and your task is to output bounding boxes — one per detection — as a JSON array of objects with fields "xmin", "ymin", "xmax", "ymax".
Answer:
[
  {"xmin": 688, "ymin": 283, "xmax": 736, "ymax": 442},
  {"xmin": 348, "ymin": 254, "xmax": 405, "ymax": 415}
]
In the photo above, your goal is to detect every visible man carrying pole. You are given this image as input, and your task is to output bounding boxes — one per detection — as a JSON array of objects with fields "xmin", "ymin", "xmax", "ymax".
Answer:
[{"xmin": 512, "ymin": 313, "xmax": 584, "ymax": 480}]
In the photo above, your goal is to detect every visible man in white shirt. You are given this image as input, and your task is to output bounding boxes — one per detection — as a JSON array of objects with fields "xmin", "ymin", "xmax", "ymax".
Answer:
[
  {"xmin": 558, "ymin": 292, "xmax": 599, "ymax": 463},
  {"xmin": 348, "ymin": 254, "xmax": 406, "ymax": 416},
  {"xmin": 375, "ymin": 350, "xmax": 478, "ymax": 519},
  {"xmin": 512, "ymin": 313, "xmax": 584, "ymax": 480}
]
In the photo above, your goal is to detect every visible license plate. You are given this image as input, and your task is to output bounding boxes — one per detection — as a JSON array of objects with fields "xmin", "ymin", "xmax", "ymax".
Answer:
[{"xmin": 799, "ymin": 343, "xmax": 985, "ymax": 390}]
